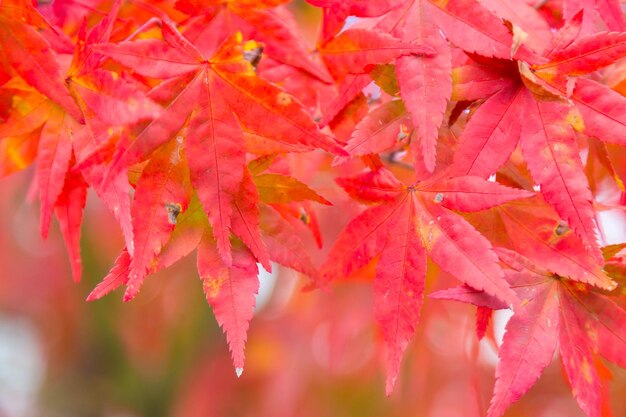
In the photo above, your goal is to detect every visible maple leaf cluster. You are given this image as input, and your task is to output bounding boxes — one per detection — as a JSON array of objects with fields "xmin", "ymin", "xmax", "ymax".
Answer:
[{"xmin": 1, "ymin": 0, "xmax": 626, "ymax": 415}]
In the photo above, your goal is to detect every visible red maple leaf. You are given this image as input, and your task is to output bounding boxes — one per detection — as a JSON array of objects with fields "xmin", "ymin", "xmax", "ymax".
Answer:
[
  {"xmin": 2, "ymin": 0, "xmax": 626, "ymax": 410},
  {"xmin": 321, "ymin": 167, "xmax": 532, "ymax": 393},
  {"xmin": 432, "ymin": 247, "xmax": 621, "ymax": 417},
  {"xmin": 95, "ymin": 20, "xmax": 343, "ymax": 267},
  {"xmin": 449, "ymin": 10, "xmax": 626, "ymax": 263}
]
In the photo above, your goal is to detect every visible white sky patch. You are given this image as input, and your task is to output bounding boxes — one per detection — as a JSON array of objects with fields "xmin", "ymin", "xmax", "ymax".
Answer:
[
  {"xmin": 341, "ymin": 16, "xmax": 360, "ymax": 33},
  {"xmin": 363, "ymin": 81, "xmax": 382, "ymax": 102},
  {"xmin": 598, "ymin": 209, "xmax": 626, "ymax": 245},
  {"xmin": 255, "ymin": 262, "xmax": 278, "ymax": 312},
  {"xmin": 492, "ymin": 308, "xmax": 514, "ymax": 349},
  {"xmin": 476, "ymin": 308, "xmax": 514, "ymax": 367},
  {"xmin": 0, "ymin": 315, "xmax": 44, "ymax": 417}
]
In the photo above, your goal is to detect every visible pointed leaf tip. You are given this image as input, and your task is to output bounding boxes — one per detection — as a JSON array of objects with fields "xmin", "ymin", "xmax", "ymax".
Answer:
[
  {"xmin": 123, "ymin": 285, "xmax": 138, "ymax": 302},
  {"xmin": 385, "ymin": 375, "xmax": 397, "ymax": 397},
  {"xmin": 86, "ymin": 249, "xmax": 131, "ymax": 301}
]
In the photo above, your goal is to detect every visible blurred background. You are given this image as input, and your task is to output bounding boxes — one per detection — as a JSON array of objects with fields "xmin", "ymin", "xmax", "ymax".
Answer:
[
  {"xmin": 1, "ymin": 0, "xmax": 626, "ymax": 416},
  {"xmin": 2, "ymin": 160, "xmax": 626, "ymax": 417}
]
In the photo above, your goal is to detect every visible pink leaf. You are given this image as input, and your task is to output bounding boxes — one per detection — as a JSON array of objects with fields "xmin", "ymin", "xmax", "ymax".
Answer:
[
  {"xmin": 452, "ymin": 84, "xmax": 525, "ymax": 178},
  {"xmin": 185, "ymin": 92, "xmax": 245, "ymax": 267},
  {"xmin": 416, "ymin": 198, "xmax": 518, "ymax": 307},
  {"xmin": 320, "ymin": 200, "xmax": 403, "ymax": 283},
  {"xmin": 319, "ymin": 28, "xmax": 435, "ymax": 78},
  {"xmin": 487, "ymin": 276, "xmax": 559, "ymax": 417},
  {"xmin": 260, "ymin": 205, "xmax": 318, "ymax": 278},
  {"xmin": 427, "ymin": 0, "xmax": 515, "ymax": 60},
  {"xmin": 345, "ymin": 100, "xmax": 410, "ymax": 157},
  {"xmin": 388, "ymin": 0, "xmax": 452, "ymax": 172},
  {"xmin": 320, "ymin": 73, "xmax": 371, "ymax": 127},
  {"xmin": 55, "ymin": 170, "xmax": 87, "ymax": 282},
  {"xmin": 125, "ymin": 139, "xmax": 192, "ymax": 301},
  {"xmin": 36, "ymin": 108, "xmax": 75, "ymax": 238},
  {"xmin": 420, "ymin": 176, "xmax": 533, "ymax": 212},
  {"xmin": 336, "ymin": 168, "xmax": 404, "ymax": 203},
  {"xmin": 197, "ymin": 235, "xmax": 259, "ymax": 371},
  {"xmin": 558, "ymin": 285, "xmax": 603, "ymax": 417},
  {"xmin": 429, "ymin": 285, "xmax": 508, "ymax": 310},
  {"xmin": 520, "ymin": 91, "xmax": 601, "ymax": 262},
  {"xmin": 232, "ymin": 169, "xmax": 272, "ymax": 271},
  {"xmin": 535, "ymin": 31, "xmax": 626, "ymax": 80},
  {"xmin": 572, "ymin": 78, "xmax": 626, "ymax": 147},
  {"xmin": 86, "ymin": 249, "xmax": 131, "ymax": 301},
  {"xmin": 374, "ymin": 197, "xmax": 426, "ymax": 395}
]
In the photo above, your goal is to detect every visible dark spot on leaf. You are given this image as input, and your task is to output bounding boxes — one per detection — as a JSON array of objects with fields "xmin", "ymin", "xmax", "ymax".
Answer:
[
  {"xmin": 299, "ymin": 208, "xmax": 310, "ymax": 225},
  {"xmin": 243, "ymin": 46, "xmax": 264, "ymax": 71},
  {"xmin": 165, "ymin": 203, "xmax": 182, "ymax": 225},
  {"xmin": 397, "ymin": 124, "xmax": 409, "ymax": 141},
  {"xmin": 555, "ymin": 221, "xmax": 569, "ymax": 236}
]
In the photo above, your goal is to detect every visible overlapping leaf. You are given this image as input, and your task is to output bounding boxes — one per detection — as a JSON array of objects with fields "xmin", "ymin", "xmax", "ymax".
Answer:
[
  {"xmin": 306, "ymin": 0, "xmax": 405, "ymax": 42},
  {"xmin": 96, "ymin": 22, "xmax": 342, "ymax": 264},
  {"xmin": 464, "ymin": 196, "xmax": 616, "ymax": 290},
  {"xmin": 177, "ymin": 0, "xmax": 332, "ymax": 82},
  {"xmin": 1, "ymin": 0, "xmax": 626, "ymax": 409},
  {"xmin": 432, "ymin": 248, "xmax": 621, "ymax": 417},
  {"xmin": 317, "ymin": 28, "xmax": 434, "ymax": 79},
  {"xmin": 322, "ymin": 168, "xmax": 532, "ymax": 393},
  {"xmin": 0, "ymin": 0, "xmax": 82, "ymax": 121},
  {"xmin": 88, "ymin": 150, "xmax": 327, "ymax": 371},
  {"xmin": 427, "ymin": 0, "xmax": 536, "ymax": 61},
  {"xmin": 374, "ymin": 0, "xmax": 452, "ymax": 172},
  {"xmin": 449, "ymin": 11, "xmax": 626, "ymax": 263}
]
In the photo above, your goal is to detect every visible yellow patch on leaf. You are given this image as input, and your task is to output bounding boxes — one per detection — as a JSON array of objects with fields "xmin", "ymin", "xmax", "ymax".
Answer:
[
  {"xmin": 566, "ymin": 108, "xmax": 585, "ymax": 132},
  {"xmin": 276, "ymin": 92, "xmax": 292, "ymax": 106},
  {"xmin": 580, "ymin": 358, "xmax": 594, "ymax": 384},
  {"xmin": 203, "ymin": 273, "xmax": 227, "ymax": 299}
]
